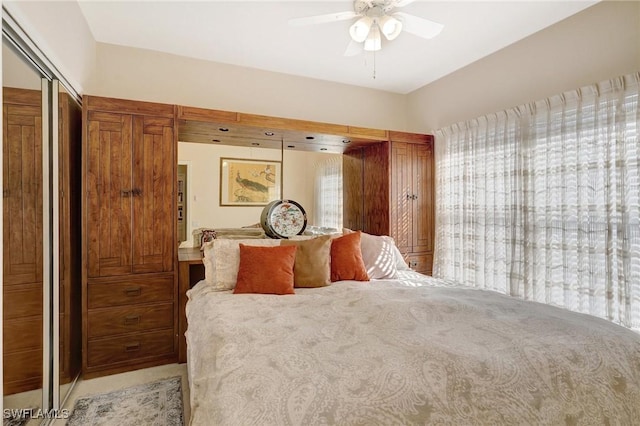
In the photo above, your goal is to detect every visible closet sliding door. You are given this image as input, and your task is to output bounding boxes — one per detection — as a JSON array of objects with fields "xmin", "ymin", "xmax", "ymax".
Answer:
[
  {"xmin": 2, "ymin": 19, "xmax": 83, "ymax": 422},
  {"xmin": 2, "ymin": 36, "xmax": 46, "ymax": 415}
]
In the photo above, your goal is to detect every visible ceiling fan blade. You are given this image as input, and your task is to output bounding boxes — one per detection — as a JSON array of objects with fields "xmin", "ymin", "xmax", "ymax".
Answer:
[
  {"xmin": 394, "ymin": 12, "xmax": 444, "ymax": 39},
  {"xmin": 289, "ymin": 11, "xmax": 358, "ymax": 26},
  {"xmin": 343, "ymin": 40, "xmax": 363, "ymax": 57}
]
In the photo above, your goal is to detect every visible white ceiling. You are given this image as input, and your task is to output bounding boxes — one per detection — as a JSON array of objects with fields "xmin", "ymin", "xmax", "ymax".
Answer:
[{"xmin": 77, "ymin": 1, "xmax": 598, "ymax": 94}]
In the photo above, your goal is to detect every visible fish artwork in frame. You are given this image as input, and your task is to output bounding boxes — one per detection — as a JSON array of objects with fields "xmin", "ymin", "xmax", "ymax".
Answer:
[{"xmin": 219, "ymin": 158, "xmax": 282, "ymax": 206}]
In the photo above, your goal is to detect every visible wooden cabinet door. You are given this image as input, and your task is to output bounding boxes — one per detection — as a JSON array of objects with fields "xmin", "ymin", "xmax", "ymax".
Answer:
[
  {"xmin": 390, "ymin": 142, "xmax": 412, "ymax": 254},
  {"xmin": 3, "ymin": 93, "xmax": 42, "ymax": 286},
  {"xmin": 86, "ymin": 111, "xmax": 174, "ymax": 278},
  {"xmin": 131, "ymin": 116, "xmax": 174, "ymax": 274},
  {"xmin": 411, "ymin": 143, "xmax": 434, "ymax": 252},
  {"xmin": 86, "ymin": 111, "xmax": 134, "ymax": 277}
]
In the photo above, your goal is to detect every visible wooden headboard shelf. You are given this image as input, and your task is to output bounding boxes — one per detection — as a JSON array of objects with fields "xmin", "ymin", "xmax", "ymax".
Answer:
[{"xmin": 177, "ymin": 104, "xmax": 390, "ymax": 153}]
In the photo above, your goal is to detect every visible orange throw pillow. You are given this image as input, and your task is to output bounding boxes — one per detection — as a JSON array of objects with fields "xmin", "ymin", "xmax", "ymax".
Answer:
[
  {"xmin": 234, "ymin": 244, "xmax": 297, "ymax": 295},
  {"xmin": 330, "ymin": 231, "xmax": 369, "ymax": 282}
]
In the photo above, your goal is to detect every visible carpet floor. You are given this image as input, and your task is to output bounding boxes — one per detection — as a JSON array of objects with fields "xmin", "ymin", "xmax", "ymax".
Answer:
[{"xmin": 66, "ymin": 376, "xmax": 183, "ymax": 426}]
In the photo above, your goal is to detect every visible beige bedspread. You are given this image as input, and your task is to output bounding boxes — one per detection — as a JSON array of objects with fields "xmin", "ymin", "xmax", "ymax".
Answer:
[{"xmin": 186, "ymin": 271, "xmax": 640, "ymax": 425}]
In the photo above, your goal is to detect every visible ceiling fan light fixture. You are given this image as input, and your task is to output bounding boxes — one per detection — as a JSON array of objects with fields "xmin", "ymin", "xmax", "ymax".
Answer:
[
  {"xmin": 349, "ymin": 16, "xmax": 373, "ymax": 43},
  {"xmin": 378, "ymin": 15, "xmax": 402, "ymax": 41},
  {"xmin": 363, "ymin": 24, "xmax": 381, "ymax": 52}
]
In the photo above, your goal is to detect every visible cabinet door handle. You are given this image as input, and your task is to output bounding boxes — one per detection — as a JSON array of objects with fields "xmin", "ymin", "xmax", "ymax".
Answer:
[
  {"xmin": 406, "ymin": 193, "xmax": 411, "ymax": 200},
  {"xmin": 124, "ymin": 287, "xmax": 141, "ymax": 297},
  {"xmin": 412, "ymin": 194, "xmax": 418, "ymax": 200},
  {"xmin": 121, "ymin": 189, "xmax": 131, "ymax": 197},
  {"xmin": 124, "ymin": 315, "xmax": 140, "ymax": 325},
  {"xmin": 132, "ymin": 188, "xmax": 142, "ymax": 197},
  {"xmin": 124, "ymin": 342, "xmax": 140, "ymax": 352}
]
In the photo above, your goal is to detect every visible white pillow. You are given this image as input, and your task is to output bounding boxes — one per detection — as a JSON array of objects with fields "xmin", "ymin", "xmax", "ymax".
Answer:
[
  {"xmin": 203, "ymin": 238, "xmax": 281, "ymax": 290},
  {"xmin": 391, "ymin": 244, "xmax": 411, "ymax": 271},
  {"xmin": 342, "ymin": 229, "xmax": 399, "ymax": 279}
]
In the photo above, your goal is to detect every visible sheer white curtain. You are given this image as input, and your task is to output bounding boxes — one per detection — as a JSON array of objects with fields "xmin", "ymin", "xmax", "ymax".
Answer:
[
  {"xmin": 435, "ymin": 73, "xmax": 640, "ymax": 330},
  {"xmin": 315, "ymin": 157, "xmax": 343, "ymax": 229}
]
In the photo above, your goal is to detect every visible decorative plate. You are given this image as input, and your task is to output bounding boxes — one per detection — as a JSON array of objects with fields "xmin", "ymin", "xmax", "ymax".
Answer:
[{"xmin": 260, "ymin": 200, "xmax": 307, "ymax": 239}]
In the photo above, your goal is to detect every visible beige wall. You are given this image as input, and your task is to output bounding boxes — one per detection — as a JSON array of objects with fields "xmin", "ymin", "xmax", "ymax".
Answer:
[
  {"xmin": 5, "ymin": 1, "xmax": 638, "ymax": 135},
  {"xmin": 3, "ymin": 0, "xmax": 96, "ymax": 93},
  {"xmin": 88, "ymin": 43, "xmax": 408, "ymax": 131},
  {"xmin": 407, "ymin": 1, "xmax": 640, "ymax": 132},
  {"xmin": 2, "ymin": 43, "xmax": 41, "ymax": 90},
  {"xmin": 178, "ymin": 142, "xmax": 339, "ymax": 247}
]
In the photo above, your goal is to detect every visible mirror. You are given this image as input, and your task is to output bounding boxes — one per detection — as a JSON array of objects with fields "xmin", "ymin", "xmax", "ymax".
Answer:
[
  {"xmin": 2, "ymin": 36, "xmax": 45, "ymax": 417},
  {"xmin": 177, "ymin": 141, "xmax": 342, "ymax": 247}
]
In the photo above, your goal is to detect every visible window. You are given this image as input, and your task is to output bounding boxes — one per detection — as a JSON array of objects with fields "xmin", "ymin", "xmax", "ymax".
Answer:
[
  {"xmin": 435, "ymin": 73, "xmax": 640, "ymax": 331},
  {"xmin": 315, "ymin": 157, "xmax": 343, "ymax": 230}
]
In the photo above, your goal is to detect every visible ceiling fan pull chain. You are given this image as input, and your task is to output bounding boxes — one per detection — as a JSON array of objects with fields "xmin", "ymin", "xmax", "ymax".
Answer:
[{"xmin": 373, "ymin": 49, "xmax": 376, "ymax": 79}]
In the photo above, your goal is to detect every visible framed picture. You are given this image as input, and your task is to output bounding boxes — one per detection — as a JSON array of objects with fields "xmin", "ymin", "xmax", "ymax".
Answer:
[{"xmin": 220, "ymin": 157, "xmax": 282, "ymax": 206}]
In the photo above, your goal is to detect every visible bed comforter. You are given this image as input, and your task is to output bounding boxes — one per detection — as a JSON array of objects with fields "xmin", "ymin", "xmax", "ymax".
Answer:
[{"xmin": 185, "ymin": 271, "xmax": 640, "ymax": 425}]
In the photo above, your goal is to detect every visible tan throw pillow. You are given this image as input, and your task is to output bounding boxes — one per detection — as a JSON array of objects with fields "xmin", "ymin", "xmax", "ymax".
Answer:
[
  {"xmin": 281, "ymin": 235, "xmax": 332, "ymax": 288},
  {"xmin": 343, "ymin": 228, "xmax": 398, "ymax": 279}
]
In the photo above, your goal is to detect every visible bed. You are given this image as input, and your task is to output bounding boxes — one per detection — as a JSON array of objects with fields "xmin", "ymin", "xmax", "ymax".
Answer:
[{"xmin": 185, "ymin": 234, "xmax": 640, "ymax": 425}]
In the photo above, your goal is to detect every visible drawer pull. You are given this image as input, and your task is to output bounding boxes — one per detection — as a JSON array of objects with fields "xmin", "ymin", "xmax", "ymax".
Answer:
[
  {"xmin": 124, "ymin": 315, "xmax": 140, "ymax": 325},
  {"xmin": 124, "ymin": 287, "xmax": 141, "ymax": 297},
  {"xmin": 125, "ymin": 342, "xmax": 140, "ymax": 352}
]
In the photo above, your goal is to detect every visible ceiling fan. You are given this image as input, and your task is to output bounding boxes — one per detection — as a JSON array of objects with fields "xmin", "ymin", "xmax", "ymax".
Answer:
[{"xmin": 289, "ymin": 0, "xmax": 444, "ymax": 56}]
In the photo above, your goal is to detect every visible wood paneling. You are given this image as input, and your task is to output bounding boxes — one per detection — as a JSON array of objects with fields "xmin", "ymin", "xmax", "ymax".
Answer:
[
  {"xmin": 3, "ymin": 317, "xmax": 42, "ymax": 353},
  {"xmin": 3, "ymin": 349, "xmax": 42, "ymax": 393},
  {"xmin": 363, "ymin": 141, "xmax": 390, "ymax": 236},
  {"xmin": 343, "ymin": 131, "xmax": 435, "ymax": 276},
  {"xmin": 131, "ymin": 116, "xmax": 174, "ymax": 274},
  {"xmin": 58, "ymin": 92, "xmax": 83, "ymax": 383},
  {"xmin": 388, "ymin": 131, "xmax": 431, "ymax": 144},
  {"xmin": 342, "ymin": 150, "xmax": 364, "ymax": 231},
  {"xmin": 177, "ymin": 104, "xmax": 389, "ymax": 153},
  {"xmin": 389, "ymin": 136, "xmax": 435, "ymax": 275},
  {"xmin": 86, "ymin": 96, "xmax": 174, "ymax": 118},
  {"xmin": 177, "ymin": 105, "xmax": 239, "ymax": 123},
  {"xmin": 3, "ymin": 284, "xmax": 42, "ymax": 319},
  {"xmin": 86, "ymin": 106, "xmax": 174, "ymax": 278},
  {"xmin": 390, "ymin": 142, "xmax": 412, "ymax": 252},
  {"xmin": 83, "ymin": 95, "xmax": 178, "ymax": 378},
  {"xmin": 3, "ymin": 100, "xmax": 42, "ymax": 286},
  {"xmin": 2, "ymin": 88, "xmax": 44, "ymax": 395},
  {"xmin": 412, "ymin": 143, "xmax": 434, "ymax": 253}
]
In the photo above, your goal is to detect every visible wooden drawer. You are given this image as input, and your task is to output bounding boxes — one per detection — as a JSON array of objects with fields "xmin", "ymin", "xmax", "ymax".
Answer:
[
  {"xmin": 4, "ymin": 284, "xmax": 42, "ymax": 319},
  {"xmin": 88, "ymin": 303, "xmax": 174, "ymax": 338},
  {"xmin": 3, "ymin": 317, "xmax": 42, "ymax": 353},
  {"xmin": 87, "ymin": 329, "xmax": 174, "ymax": 367},
  {"xmin": 406, "ymin": 252, "xmax": 433, "ymax": 275},
  {"xmin": 3, "ymin": 348, "xmax": 42, "ymax": 385},
  {"xmin": 88, "ymin": 276, "xmax": 173, "ymax": 309}
]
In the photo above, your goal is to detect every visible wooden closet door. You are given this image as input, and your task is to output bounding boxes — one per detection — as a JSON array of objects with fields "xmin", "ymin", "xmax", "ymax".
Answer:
[
  {"xmin": 3, "ymin": 96, "xmax": 42, "ymax": 286},
  {"xmin": 390, "ymin": 142, "xmax": 412, "ymax": 253},
  {"xmin": 86, "ymin": 112, "xmax": 133, "ymax": 277},
  {"xmin": 411, "ymin": 142, "xmax": 435, "ymax": 252},
  {"xmin": 131, "ymin": 116, "xmax": 174, "ymax": 274}
]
